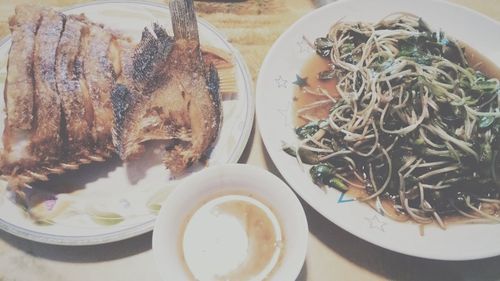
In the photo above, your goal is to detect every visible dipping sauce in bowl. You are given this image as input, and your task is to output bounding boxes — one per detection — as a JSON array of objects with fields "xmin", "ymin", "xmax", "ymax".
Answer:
[
  {"xmin": 181, "ymin": 195, "xmax": 283, "ymax": 281},
  {"xmin": 152, "ymin": 164, "xmax": 307, "ymax": 281}
]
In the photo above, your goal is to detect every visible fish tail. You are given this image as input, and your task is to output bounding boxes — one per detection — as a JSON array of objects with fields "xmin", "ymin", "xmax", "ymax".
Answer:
[{"xmin": 169, "ymin": 0, "xmax": 199, "ymax": 42}]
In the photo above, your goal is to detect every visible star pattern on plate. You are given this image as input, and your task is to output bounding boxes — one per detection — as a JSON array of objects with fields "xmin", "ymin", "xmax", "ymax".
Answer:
[
  {"xmin": 292, "ymin": 74, "xmax": 309, "ymax": 87},
  {"xmin": 276, "ymin": 99, "xmax": 294, "ymax": 129},
  {"xmin": 274, "ymin": 75, "xmax": 288, "ymax": 88},
  {"xmin": 337, "ymin": 191, "xmax": 355, "ymax": 203},
  {"xmin": 119, "ymin": 198, "xmax": 131, "ymax": 209},
  {"xmin": 365, "ymin": 215, "xmax": 387, "ymax": 232},
  {"xmin": 297, "ymin": 35, "xmax": 314, "ymax": 54}
]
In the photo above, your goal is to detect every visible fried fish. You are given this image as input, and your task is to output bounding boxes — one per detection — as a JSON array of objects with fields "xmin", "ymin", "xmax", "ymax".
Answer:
[
  {"xmin": 111, "ymin": 0, "xmax": 222, "ymax": 175},
  {"xmin": 55, "ymin": 16, "xmax": 94, "ymax": 162},
  {"xmin": 1, "ymin": 0, "xmax": 225, "ymax": 186}
]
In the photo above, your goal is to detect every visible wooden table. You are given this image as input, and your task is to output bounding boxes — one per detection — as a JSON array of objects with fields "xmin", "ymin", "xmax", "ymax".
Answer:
[{"xmin": 1, "ymin": 0, "xmax": 500, "ymax": 280}]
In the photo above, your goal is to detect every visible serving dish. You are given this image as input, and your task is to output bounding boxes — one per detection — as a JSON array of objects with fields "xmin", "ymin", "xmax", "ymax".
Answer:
[
  {"xmin": 256, "ymin": 0, "xmax": 500, "ymax": 260},
  {"xmin": 152, "ymin": 164, "xmax": 308, "ymax": 281},
  {"xmin": 0, "ymin": 1, "xmax": 254, "ymax": 245}
]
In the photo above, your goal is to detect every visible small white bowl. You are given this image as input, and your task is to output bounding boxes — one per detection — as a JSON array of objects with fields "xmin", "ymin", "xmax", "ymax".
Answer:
[{"xmin": 152, "ymin": 164, "xmax": 308, "ymax": 281}]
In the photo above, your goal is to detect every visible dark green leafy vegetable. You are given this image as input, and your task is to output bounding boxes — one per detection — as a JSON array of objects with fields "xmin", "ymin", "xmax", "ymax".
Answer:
[
  {"xmin": 289, "ymin": 13, "xmax": 500, "ymax": 228},
  {"xmin": 282, "ymin": 143, "xmax": 297, "ymax": 158},
  {"xmin": 314, "ymin": 37, "xmax": 334, "ymax": 57},
  {"xmin": 310, "ymin": 164, "xmax": 334, "ymax": 185},
  {"xmin": 282, "ymin": 144, "xmax": 320, "ymax": 164},
  {"xmin": 298, "ymin": 148, "xmax": 321, "ymax": 164},
  {"xmin": 295, "ymin": 122, "xmax": 320, "ymax": 139},
  {"xmin": 329, "ymin": 177, "xmax": 349, "ymax": 192},
  {"xmin": 479, "ymin": 116, "xmax": 496, "ymax": 129},
  {"xmin": 318, "ymin": 70, "xmax": 336, "ymax": 81},
  {"xmin": 295, "ymin": 120, "xmax": 328, "ymax": 139}
]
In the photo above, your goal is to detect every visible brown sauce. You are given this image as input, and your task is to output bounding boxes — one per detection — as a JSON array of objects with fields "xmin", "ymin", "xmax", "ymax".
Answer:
[
  {"xmin": 215, "ymin": 199, "xmax": 279, "ymax": 281},
  {"xmin": 179, "ymin": 193, "xmax": 284, "ymax": 281},
  {"xmin": 463, "ymin": 43, "xmax": 500, "ymax": 79},
  {"xmin": 346, "ymin": 186, "xmax": 410, "ymax": 222},
  {"xmin": 293, "ymin": 55, "xmax": 338, "ymax": 127}
]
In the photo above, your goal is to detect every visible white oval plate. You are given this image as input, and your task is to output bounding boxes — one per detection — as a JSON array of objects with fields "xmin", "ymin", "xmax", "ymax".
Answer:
[
  {"xmin": 256, "ymin": 0, "xmax": 500, "ymax": 260},
  {"xmin": 0, "ymin": 1, "xmax": 254, "ymax": 245}
]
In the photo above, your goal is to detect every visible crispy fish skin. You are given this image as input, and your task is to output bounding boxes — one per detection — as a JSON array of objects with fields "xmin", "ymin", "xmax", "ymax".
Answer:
[
  {"xmin": 111, "ymin": 0, "xmax": 222, "ymax": 175},
  {"xmin": 159, "ymin": 42, "xmax": 221, "ymax": 174},
  {"xmin": 131, "ymin": 24, "xmax": 174, "ymax": 93},
  {"xmin": 2, "ymin": 7, "xmax": 67, "ymax": 184},
  {"xmin": 55, "ymin": 16, "xmax": 94, "ymax": 161},
  {"xmin": 111, "ymin": 25, "xmax": 176, "ymax": 159},
  {"xmin": 80, "ymin": 23, "xmax": 116, "ymax": 155},
  {"xmin": 30, "ymin": 8, "xmax": 65, "ymax": 164},
  {"xmin": 1, "ymin": 9, "xmax": 128, "ymax": 185},
  {"xmin": 0, "ymin": 5, "xmax": 41, "ymax": 174},
  {"xmin": 4, "ymin": 5, "xmax": 40, "ymax": 132}
]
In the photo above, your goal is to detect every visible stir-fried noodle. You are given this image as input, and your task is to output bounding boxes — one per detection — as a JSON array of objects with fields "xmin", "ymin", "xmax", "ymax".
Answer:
[{"xmin": 287, "ymin": 14, "xmax": 500, "ymax": 228}]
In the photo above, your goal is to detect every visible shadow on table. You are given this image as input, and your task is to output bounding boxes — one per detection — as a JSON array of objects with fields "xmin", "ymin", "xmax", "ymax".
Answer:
[
  {"xmin": 260, "ymin": 139, "xmax": 500, "ymax": 281},
  {"xmin": 237, "ymin": 116, "xmax": 256, "ymax": 165},
  {"xmin": 302, "ymin": 200, "xmax": 500, "ymax": 281},
  {"xmin": 296, "ymin": 261, "xmax": 308, "ymax": 281},
  {"xmin": 0, "ymin": 229, "xmax": 152, "ymax": 263}
]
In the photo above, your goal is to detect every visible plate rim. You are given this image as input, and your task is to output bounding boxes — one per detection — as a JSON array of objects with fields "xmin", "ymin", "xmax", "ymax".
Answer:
[
  {"xmin": 256, "ymin": 0, "xmax": 500, "ymax": 261},
  {"xmin": 0, "ymin": 0, "xmax": 254, "ymax": 246}
]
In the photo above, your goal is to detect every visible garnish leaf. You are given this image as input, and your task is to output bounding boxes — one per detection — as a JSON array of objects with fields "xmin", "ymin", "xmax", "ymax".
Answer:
[
  {"xmin": 479, "ymin": 116, "xmax": 495, "ymax": 129},
  {"xmin": 87, "ymin": 209, "xmax": 124, "ymax": 226}
]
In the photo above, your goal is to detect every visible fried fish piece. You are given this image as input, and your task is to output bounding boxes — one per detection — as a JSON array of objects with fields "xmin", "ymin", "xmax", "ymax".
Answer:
[
  {"xmin": 1, "ymin": 8, "xmax": 122, "ymax": 184},
  {"xmin": 30, "ymin": 8, "xmax": 65, "ymax": 167},
  {"xmin": 111, "ymin": 0, "xmax": 222, "ymax": 175},
  {"xmin": 2, "ymin": 8, "xmax": 66, "ymax": 183},
  {"xmin": 55, "ymin": 16, "xmax": 94, "ymax": 162},
  {"xmin": 4, "ymin": 5, "xmax": 40, "ymax": 132},
  {"xmin": 1, "ymin": 5, "xmax": 42, "ymax": 174},
  {"xmin": 79, "ymin": 21, "xmax": 116, "ymax": 157}
]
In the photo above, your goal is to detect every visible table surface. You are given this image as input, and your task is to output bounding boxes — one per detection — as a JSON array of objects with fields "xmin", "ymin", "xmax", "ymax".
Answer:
[{"xmin": 1, "ymin": 0, "xmax": 500, "ymax": 280}]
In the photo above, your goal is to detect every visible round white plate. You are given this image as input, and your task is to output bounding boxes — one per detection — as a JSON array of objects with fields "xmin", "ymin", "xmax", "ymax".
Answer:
[
  {"xmin": 256, "ymin": 0, "xmax": 500, "ymax": 260},
  {"xmin": 0, "ymin": 1, "xmax": 253, "ymax": 245}
]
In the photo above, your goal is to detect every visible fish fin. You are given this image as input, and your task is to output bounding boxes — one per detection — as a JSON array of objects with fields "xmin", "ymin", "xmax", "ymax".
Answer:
[
  {"xmin": 203, "ymin": 63, "xmax": 223, "ymax": 151},
  {"xmin": 216, "ymin": 66, "xmax": 237, "ymax": 96},
  {"xmin": 110, "ymin": 84, "xmax": 138, "ymax": 159},
  {"xmin": 201, "ymin": 46, "xmax": 237, "ymax": 96},
  {"xmin": 111, "ymin": 24, "xmax": 177, "ymax": 161},
  {"xmin": 207, "ymin": 64, "xmax": 222, "ymax": 119},
  {"xmin": 169, "ymin": 0, "xmax": 199, "ymax": 42},
  {"xmin": 132, "ymin": 25, "xmax": 174, "ymax": 92}
]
